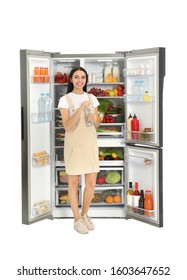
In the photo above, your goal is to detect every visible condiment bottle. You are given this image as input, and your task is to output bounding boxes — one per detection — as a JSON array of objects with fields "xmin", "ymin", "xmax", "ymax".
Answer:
[
  {"xmin": 144, "ymin": 190, "xmax": 153, "ymax": 216},
  {"xmin": 127, "ymin": 114, "xmax": 133, "ymax": 140},
  {"xmin": 138, "ymin": 190, "xmax": 144, "ymax": 215},
  {"xmin": 126, "ymin": 182, "xmax": 134, "ymax": 212},
  {"xmin": 131, "ymin": 114, "xmax": 139, "ymax": 140},
  {"xmin": 112, "ymin": 62, "xmax": 120, "ymax": 82},
  {"xmin": 133, "ymin": 182, "xmax": 140, "ymax": 213},
  {"xmin": 143, "ymin": 90, "xmax": 150, "ymax": 102}
]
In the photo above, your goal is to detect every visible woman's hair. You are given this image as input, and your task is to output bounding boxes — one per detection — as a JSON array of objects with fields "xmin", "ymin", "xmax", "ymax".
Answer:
[{"xmin": 66, "ymin": 67, "xmax": 88, "ymax": 93}]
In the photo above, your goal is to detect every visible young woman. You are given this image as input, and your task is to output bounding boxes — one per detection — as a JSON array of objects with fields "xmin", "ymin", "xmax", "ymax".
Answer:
[{"xmin": 58, "ymin": 67, "xmax": 100, "ymax": 234}]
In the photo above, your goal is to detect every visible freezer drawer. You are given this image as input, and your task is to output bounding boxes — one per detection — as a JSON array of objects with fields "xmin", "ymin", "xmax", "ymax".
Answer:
[{"xmin": 125, "ymin": 145, "xmax": 163, "ymax": 227}]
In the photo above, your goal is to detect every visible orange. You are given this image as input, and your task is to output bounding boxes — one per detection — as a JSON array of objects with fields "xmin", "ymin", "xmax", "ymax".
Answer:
[
  {"xmin": 113, "ymin": 195, "xmax": 122, "ymax": 203},
  {"xmin": 105, "ymin": 89, "xmax": 111, "ymax": 93},
  {"xmin": 106, "ymin": 196, "xmax": 114, "ymax": 204}
]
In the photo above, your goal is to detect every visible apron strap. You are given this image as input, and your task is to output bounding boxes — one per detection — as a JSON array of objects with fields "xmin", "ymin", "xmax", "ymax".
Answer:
[{"xmin": 66, "ymin": 95, "xmax": 75, "ymax": 110}]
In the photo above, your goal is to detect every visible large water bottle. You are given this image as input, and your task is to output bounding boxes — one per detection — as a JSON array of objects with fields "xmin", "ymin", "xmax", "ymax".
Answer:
[
  {"xmin": 38, "ymin": 93, "xmax": 47, "ymax": 122},
  {"xmin": 45, "ymin": 93, "xmax": 52, "ymax": 121}
]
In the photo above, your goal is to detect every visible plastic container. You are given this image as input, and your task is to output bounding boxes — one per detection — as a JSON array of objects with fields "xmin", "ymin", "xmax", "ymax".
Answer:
[
  {"xmin": 84, "ymin": 104, "xmax": 94, "ymax": 126},
  {"xmin": 112, "ymin": 62, "xmax": 120, "ymax": 82},
  {"xmin": 38, "ymin": 93, "xmax": 47, "ymax": 122}
]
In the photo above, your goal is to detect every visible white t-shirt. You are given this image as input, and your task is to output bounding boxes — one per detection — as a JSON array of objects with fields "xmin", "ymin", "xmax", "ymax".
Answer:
[{"xmin": 58, "ymin": 92, "xmax": 100, "ymax": 111}]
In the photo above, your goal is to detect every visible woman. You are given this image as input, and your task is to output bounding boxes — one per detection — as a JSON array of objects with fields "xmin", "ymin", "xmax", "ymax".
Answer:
[{"xmin": 58, "ymin": 67, "xmax": 100, "ymax": 234}]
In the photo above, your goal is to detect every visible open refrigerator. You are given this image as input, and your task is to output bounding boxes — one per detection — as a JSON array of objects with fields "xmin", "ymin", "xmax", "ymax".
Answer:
[{"xmin": 20, "ymin": 47, "xmax": 165, "ymax": 227}]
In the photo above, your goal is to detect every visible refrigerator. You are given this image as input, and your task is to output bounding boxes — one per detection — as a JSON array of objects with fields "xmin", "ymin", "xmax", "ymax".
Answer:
[{"xmin": 20, "ymin": 47, "xmax": 165, "ymax": 227}]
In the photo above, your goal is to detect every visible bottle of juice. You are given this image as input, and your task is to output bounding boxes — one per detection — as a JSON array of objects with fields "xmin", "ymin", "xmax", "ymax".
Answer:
[
  {"xmin": 133, "ymin": 182, "xmax": 140, "ymax": 213},
  {"xmin": 144, "ymin": 190, "xmax": 153, "ymax": 216},
  {"xmin": 127, "ymin": 114, "xmax": 132, "ymax": 139},
  {"xmin": 126, "ymin": 182, "xmax": 133, "ymax": 212}
]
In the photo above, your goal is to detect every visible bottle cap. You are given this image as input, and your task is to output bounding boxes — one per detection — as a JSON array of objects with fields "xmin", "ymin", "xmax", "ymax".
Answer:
[{"xmin": 129, "ymin": 182, "xmax": 133, "ymax": 188}]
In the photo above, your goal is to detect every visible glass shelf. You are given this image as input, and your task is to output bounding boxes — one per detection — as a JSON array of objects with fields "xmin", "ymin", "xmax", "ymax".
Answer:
[
  {"xmin": 123, "ymin": 68, "xmax": 154, "ymax": 77},
  {"xmin": 124, "ymin": 94, "xmax": 155, "ymax": 103}
]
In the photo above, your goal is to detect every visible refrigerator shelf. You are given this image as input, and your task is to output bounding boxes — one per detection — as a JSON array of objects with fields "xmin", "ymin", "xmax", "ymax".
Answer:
[
  {"xmin": 125, "ymin": 130, "xmax": 154, "ymax": 142},
  {"xmin": 126, "ymin": 206, "xmax": 155, "ymax": 217}
]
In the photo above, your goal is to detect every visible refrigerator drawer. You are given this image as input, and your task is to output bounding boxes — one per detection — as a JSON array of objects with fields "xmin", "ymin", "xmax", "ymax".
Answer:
[
  {"xmin": 91, "ymin": 186, "xmax": 124, "ymax": 207},
  {"xmin": 55, "ymin": 128, "xmax": 65, "ymax": 147},
  {"xmin": 56, "ymin": 168, "xmax": 68, "ymax": 186},
  {"xmin": 55, "ymin": 187, "xmax": 81, "ymax": 207}
]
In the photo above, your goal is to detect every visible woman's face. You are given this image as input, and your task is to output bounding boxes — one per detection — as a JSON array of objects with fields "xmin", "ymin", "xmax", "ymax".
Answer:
[{"xmin": 71, "ymin": 70, "xmax": 87, "ymax": 91}]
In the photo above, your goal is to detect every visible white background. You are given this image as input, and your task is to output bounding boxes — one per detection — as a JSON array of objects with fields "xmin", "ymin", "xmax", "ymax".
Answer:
[{"xmin": 1, "ymin": 0, "xmax": 186, "ymax": 279}]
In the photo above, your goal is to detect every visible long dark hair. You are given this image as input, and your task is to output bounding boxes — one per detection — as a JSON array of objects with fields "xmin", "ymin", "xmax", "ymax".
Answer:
[{"xmin": 66, "ymin": 67, "xmax": 88, "ymax": 94}]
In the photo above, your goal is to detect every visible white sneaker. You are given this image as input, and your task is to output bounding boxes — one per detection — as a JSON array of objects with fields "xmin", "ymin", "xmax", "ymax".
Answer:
[
  {"xmin": 74, "ymin": 219, "xmax": 89, "ymax": 234},
  {"xmin": 81, "ymin": 215, "xmax": 94, "ymax": 230}
]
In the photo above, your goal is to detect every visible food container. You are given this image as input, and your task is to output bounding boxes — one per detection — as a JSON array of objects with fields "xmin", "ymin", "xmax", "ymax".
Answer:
[{"xmin": 109, "ymin": 114, "xmax": 124, "ymax": 123}]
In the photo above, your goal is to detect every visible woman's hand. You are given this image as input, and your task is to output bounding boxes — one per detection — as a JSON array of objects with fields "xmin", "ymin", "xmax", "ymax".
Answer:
[{"xmin": 81, "ymin": 101, "xmax": 90, "ymax": 111}]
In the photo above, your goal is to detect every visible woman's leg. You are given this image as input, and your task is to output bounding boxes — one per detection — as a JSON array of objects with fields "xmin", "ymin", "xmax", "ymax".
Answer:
[
  {"xmin": 82, "ymin": 173, "xmax": 97, "ymax": 216},
  {"xmin": 68, "ymin": 175, "xmax": 81, "ymax": 221}
]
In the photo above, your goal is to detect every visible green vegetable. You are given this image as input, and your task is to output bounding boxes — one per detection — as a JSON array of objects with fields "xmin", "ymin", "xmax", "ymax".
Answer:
[
  {"xmin": 98, "ymin": 99, "xmax": 113, "ymax": 113},
  {"xmin": 106, "ymin": 171, "xmax": 121, "ymax": 184}
]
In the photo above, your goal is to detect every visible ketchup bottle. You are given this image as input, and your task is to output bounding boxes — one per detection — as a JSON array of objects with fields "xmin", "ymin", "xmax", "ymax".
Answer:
[{"xmin": 131, "ymin": 114, "xmax": 139, "ymax": 140}]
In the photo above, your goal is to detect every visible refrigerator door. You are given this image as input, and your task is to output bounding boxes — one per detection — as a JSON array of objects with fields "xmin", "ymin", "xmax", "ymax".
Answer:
[
  {"xmin": 125, "ymin": 145, "xmax": 163, "ymax": 227},
  {"xmin": 20, "ymin": 50, "xmax": 53, "ymax": 224},
  {"xmin": 124, "ymin": 48, "xmax": 165, "ymax": 147}
]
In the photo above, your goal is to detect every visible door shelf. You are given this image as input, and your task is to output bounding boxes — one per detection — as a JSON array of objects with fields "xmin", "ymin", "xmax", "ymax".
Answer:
[
  {"xmin": 123, "ymin": 68, "xmax": 154, "ymax": 77},
  {"xmin": 125, "ymin": 130, "xmax": 154, "ymax": 142},
  {"xmin": 31, "ymin": 75, "xmax": 50, "ymax": 83},
  {"xmin": 32, "ymin": 200, "xmax": 52, "ymax": 217},
  {"xmin": 32, "ymin": 152, "xmax": 51, "ymax": 167},
  {"xmin": 126, "ymin": 206, "xmax": 155, "ymax": 218},
  {"xmin": 125, "ymin": 154, "xmax": 154, "ymax": 165},
  {"xmin": 124, "ymin": 94, "xmax": 155, "ymax": 103},
  {"xmin": 31, "ymin": 112, "xmax": 52, "ymax": 123}
]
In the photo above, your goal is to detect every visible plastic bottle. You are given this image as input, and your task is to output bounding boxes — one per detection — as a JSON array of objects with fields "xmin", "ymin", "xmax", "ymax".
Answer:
[
  {"xmin": 38, "ymin": 93, "xmax": 47, "ymax": 122},
  {"xmin": 45, "ymin": 93, "xmax": 52, "ymax": 121},
  {"xmin": 126, "ymin": 182, "xmax": 134, "ymax": 212},
  {"xmin": 131, "ymin": 114, "xmax": 139, "ymax": 140},
  {"xmin": 104, "ymin": 63, "xmax": 112, "ymax": 80},
  {"xmin": 143, "ymin": 90, "xmax": 151, "ymax": 102},
  {"xmin": 127, "ymin": 114, "xmax": 133, "ymax": 140},
  {"xmin": 84, "ymin": 104, "xmax": 94, "ymax": 126},
  {"xmin": 133, "ymin": 182, "xmax": 140, "ymax": 213},
  {"xmin": 112, "ymin": 62, "xmax": 120, "ymax": 82},
  {"xmin": 144, "ymin": 190, "xmax": 153, "ymax": 216},
  {"xmin": 138, "ymin": 190, "xmax": 144, "ymax": 215}
]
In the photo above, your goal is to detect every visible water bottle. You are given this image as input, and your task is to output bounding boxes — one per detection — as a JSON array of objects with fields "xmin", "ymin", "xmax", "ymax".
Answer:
[
  {"xmin": 45, "ymin": 93, "xmax": 52, "ymax": 121},
  {"xmin": 38, "ymin": 93, "xmax": 47, "ymax": 122},
  {"xmin": 84, "ymin": 104, "xmax": 94, "ymax": 126},
  {"xmin": 134, "ymin": 80, "xmax": 139, "ymax": 101},
  {"xmin": 139, "ymin": 80, "xmax": 145, "ymax": 101}
]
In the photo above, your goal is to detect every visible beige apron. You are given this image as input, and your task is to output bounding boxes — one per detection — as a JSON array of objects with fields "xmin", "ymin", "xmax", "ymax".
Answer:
[{"xmin": 64, "ymin": 94, "xmax": 100, "ymax": 175}]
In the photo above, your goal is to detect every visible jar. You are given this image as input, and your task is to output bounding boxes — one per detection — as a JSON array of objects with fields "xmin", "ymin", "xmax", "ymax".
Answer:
[{"xmin": 104, "ymin": 63, "xmax": 112, "ymax": 80}]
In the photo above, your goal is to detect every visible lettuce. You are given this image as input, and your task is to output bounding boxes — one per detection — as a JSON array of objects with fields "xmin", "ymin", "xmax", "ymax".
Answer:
[{"xmin": 106, "ymin": 171, "xmax": 121, "ymax": 184}]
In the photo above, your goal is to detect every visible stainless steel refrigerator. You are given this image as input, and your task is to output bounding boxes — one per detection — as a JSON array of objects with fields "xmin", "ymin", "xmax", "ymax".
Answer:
[{"xmin": 20, "ymin": 47, "xmax": 165, "ymax": 227}]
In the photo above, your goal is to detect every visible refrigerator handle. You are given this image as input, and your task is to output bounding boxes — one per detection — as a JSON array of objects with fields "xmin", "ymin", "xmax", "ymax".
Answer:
[{"xmin": 21, "ymin": 106, "xmax": 24, "ymax": 141}]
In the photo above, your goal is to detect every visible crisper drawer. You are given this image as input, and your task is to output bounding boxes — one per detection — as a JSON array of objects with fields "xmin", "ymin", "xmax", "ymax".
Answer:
[
  {"xmin": 96, "ymin": 167, "xmax": 124, "ymax": 186},
  {"xmin": 98, "ymin": 146, "xmax": 124, "ymax": 166},
  {"xmin": 91, "ymin": 187, "xmax": 124, "ymax": 207},
  {"xmin": 56, "ymin": 187, "xmax": 81, "ymax": 207}
]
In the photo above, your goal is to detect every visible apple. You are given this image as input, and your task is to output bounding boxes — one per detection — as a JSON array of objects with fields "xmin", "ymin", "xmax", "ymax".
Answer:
[
  {"xmin": 118, "ymin": 90, "xmax": 124, "ymax": 96},
  {"xmin": 117, "ymin": 85, "xmax": 124, "ymax": 91},
  {"xmin": 109, "ymin": 90, "xmax": 115, "ymax": 96}
]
